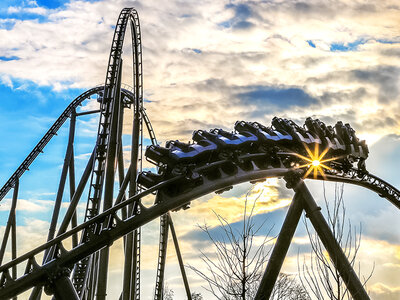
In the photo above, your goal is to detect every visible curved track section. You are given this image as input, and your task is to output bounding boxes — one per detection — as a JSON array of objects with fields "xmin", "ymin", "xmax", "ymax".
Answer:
[
  {"xmin": 0, "ymin": 8, "xmax": 150, "ymax": 300},
  {"xmin": 0, "ymin": 86, "xmax": 137, "ymax": 202},
  {"xmin": 0, "ymin": 86, "xmax": 110, "ymax": 202},
  {"xmin": 2, "ymin": 141, "xmax": 398, "ymax": 298},
  {"xmin": 70, "ymin": 8, "xmax": 146, "ymax": 299},
  {"xmin": 138, "ymin": 118, "xmax": 399, "ymax": 210},
  {"xmin": 323, "ymin": 170, "xmax": 400, "ymax": 209},
  {"xmin": 0, "ymin": 137, "xmax": 398, "ymax": 297}
]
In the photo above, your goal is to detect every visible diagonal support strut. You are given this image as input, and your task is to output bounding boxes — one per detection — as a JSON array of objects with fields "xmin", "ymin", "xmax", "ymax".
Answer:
[{"xmin": 255, "ymin": 176, "xmax": 370, "ymax": 300}]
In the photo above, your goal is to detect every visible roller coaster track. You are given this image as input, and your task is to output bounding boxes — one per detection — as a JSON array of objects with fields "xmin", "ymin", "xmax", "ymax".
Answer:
[
  {"xmin": 0, "ymin": 84, "xmax": 142, "ymax": 203},
  {"xmin": 0, "ymin": 139, "xmax": 399, "ymax": 298},
  {"xmin": 0, "ymin": 86, "xmax": 102, "ymax": 202},
  {"xmin": 1, "ymin": 7, "xmax": 399, "ymax": 300}
]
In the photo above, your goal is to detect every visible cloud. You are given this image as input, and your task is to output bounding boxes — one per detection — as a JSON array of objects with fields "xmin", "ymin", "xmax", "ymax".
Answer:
[
  {"xmin": 369, "ymin": 283, "xmax": 400, "ymax": 300},
  {"xmin": 0, "ymin": 0, "xmax": 399, "ymax": 143},
  {"xmin": 351, "ymin": 66, "xmax": 400, "ymax": 103},
  {"xmin": 0, "ymin": 197, "xmax": 51, "ymax": 212},
  {"xmin": 237, "ymin": 85, "xmax": 318, "ymax": 109},
  {"xmin": 178, "ymin": 179, "xmax": 291, "ymax": 242},
  {"xmin": 220, "ymin": 3, "xmax": 255, "ymax": 30}
]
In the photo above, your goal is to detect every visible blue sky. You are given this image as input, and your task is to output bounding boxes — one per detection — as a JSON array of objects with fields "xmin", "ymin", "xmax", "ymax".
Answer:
[{"xmin": 0, "ymin": 0, "xmax": 400, "ymax": 299}]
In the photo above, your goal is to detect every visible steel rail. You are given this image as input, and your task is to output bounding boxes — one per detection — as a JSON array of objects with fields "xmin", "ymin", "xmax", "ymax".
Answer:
[
  {"xmin": 0, "ymin": 86, "xmax": 135, "ymax": 202},
  {"xmin": 123, "ymin": 9, "xmax": 144, "ymax": 300},
  {"xmin": 3, "ymin": 152, "xmax": 396, "ymax": 277},
  {"xmin": 1, "ymin": 148, "xmax": 399, "ymax": 298},
  {"xmin": 321, "ymin": 170, "xmax": 400, "ymax": 210},
  {"xmin": 0, "ymin": 145, "xmax": 400, "ymax": 296},
  {"xmin": 0, "ymin": 168, "xmax": 293, "ymax": 298}
]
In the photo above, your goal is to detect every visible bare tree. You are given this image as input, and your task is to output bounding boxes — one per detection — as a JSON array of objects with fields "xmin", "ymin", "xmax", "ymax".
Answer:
[
  {"xmin": 298, "ymin": 183, "xmax": 374, "ymax": 300},
  {"xmin": 163, "ymin": 284, "xmax": 174, "ymax": 300},
  {"xmin": 189, "ymin": 191, "xmax": 309, "ymax": 299},
  {"xmin": 269, "ymin": 273, "xmax": 311, "ymax": 300},
  {"xmin": 191, "ymin": 292, "xmax": 203, "ymax": 300}
]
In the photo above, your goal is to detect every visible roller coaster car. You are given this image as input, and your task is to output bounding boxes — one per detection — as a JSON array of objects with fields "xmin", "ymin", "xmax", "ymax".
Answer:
[
  {"xmin": 334, "ymin": 122, "xmax": 368, "ymax": 159},
  {"xmin": 193, "ymin": 129, "xmax": 258, "ymax": 149},
  {"xmin": 137, "ymin": 171, "xmax": 164, "ymax": 189},
  {"xmin": 304, "ymin": 117, "xmax": 346, "ymax": 154},
  {"xmin": 145, "ymin": 139, "xmax": 218, "ymax": 166},
  {"xmin": 235, "ymin": 121, "xmax": 293, "ymax": 145},
  {"xmin": 145, "ymin": 144, "xmax": 171, "ymax": 165},
  {"xmin": 345, "ymin": 123, "xmax": 369, "ymax": 159},
  {"xmin": 272, "ymin": 117, "xmax": 321, "ymax": 145}
]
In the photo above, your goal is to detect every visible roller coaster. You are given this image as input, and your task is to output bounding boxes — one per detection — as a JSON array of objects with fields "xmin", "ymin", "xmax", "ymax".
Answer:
[{"xmin": 0, "ymin": 7, "xmax": 398, "ymax": 300}]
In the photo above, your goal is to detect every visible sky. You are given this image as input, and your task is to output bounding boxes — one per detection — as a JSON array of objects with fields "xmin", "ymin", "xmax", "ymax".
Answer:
[{"xmin": 0, "ymin": 0, "xmax": 399, "ymax": 299}]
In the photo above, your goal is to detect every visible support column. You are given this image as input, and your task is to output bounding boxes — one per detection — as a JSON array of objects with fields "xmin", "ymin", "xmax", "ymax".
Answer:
[
  {"xmin": 295, "ymin": 179, "xmax": 369, "ymax": 300},
  {"xmin": 11, "ymin": 201, "xmax": 17, "ymax": 300},
  {"xmin": 68, "ymin": 110, "xmax": 78, "ymax": 248},
  {"xmin": 53, "ymin": 275, "xmax": 79, "ymax": 300},
  {"xmin": 47, "ymin": 110, "xmax": 76, "ymax": 242},
  {"xmin": 255, "ymin": 189, "xmax": 304, "ymax": 299},
  {"xmin": 154, "ymin": 214, "xmax": 169, "ymax": 300},
  {"xmin": 0, "ymin": 179, "xmax": 18, "ymax": 265},
  {"xmin": 168, "ymin": 213, "xmax": 192, "ymax": 300},
  {"xmin": 96, "ymin": 59, "xmax": 123, "ymax": 300}
]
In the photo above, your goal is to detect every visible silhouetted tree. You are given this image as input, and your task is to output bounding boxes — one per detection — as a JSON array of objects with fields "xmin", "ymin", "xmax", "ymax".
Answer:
[
  {"xmin": 269, "ymin": 273, "xmax": 310, "ymax": 300},
  {"xmin": 163, "ymin": 284, "xmax": 174, "ymax": 300},
  {"xmin": 190, "ymin": 191, "xmax": 309, "ymax": 299},
  {"xmin": 191, "ymin": 291, "xmax": 203, "ymax": 300}
]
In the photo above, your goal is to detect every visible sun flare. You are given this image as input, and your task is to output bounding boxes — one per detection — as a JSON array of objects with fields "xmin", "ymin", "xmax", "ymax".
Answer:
[
  {"xmin": 294, "ymin": 143, "xmax": 339, "ymax": 179},
  {"xmin": 312, "ymin": 160, "xmax": 320, "ymax": 167}
]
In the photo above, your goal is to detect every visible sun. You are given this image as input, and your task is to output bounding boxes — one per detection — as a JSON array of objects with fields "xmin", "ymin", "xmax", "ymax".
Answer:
[
  {"xmin": 312, "ymin": 160, "xmax": 320, "ymax": 167},
  {"xmin": 294, "ymin": 143, "xmax": 339, "ymax": 179}
]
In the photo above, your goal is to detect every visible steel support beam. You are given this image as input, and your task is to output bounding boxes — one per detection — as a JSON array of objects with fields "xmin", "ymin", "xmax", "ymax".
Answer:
[
  {"xmin": 0, "ymin": 179, "xmax": 19, "ymax": 300},
  {"xmin": 47, "ymin": 111, "xmax": 76, "ymax": 242},
  {"xmin": 294, "ymin": 179, "xmax": 370, "ymax": 300},
  {"xmin": 75, "ymin": 109, "xmax": 101, "ymax": 117},
  {"xmin": 168, "ymin": 213, "xmax": 192, "ymax": 300},
  {"xmin": 255, "ymin": 189, "xmax": 304, "ymax": 299},
  {"xmin": 96, "ymin": 59, "xmax": 123, "ymax": 300},
  {"xmin": 53, "ymin": 275, "xmax": 79, "ymax": 300},
  {"xmin": 154, "ymin": 213, "xmax": 169, "ymax": 300},
  {"xmin": 11, "ymin": 190, "xmax": 17, "ymax": 300},
  {"xmin": 0, "ymin": 179, "xmax": 18, "ymax": 265},
  {"xmin": 58, "ymin": 149, "xmax": 94, "ymax": 236},
  {"xmin": 68, "ymin": 111, "xmax": 78, "ymax": 248}
]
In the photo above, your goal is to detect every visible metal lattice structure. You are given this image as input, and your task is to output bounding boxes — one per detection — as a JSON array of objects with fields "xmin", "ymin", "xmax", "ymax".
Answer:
[{"xmin": 0, "ymin": 7, "xmax": 399, "ymax": 300}]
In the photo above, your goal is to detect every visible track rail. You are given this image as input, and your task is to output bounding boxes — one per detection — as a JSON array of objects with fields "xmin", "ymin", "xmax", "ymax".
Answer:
[
  {"xmin": 0, "ymin": 8, "xmax": 150, "ymax": 299},
  {"xmin": 0, "ymin": 146, "xmax": 398, "ymax": 298},
  {"xmin": 71, "ymin": 9, "xmax": 131, "ymax": 297},
  {"xmin": 0, "ymin": 86, "xmax": 137, "ymax": 203},
  {"xmin": 323, "ymin": 169, "xmax": 400, "ymax": 209},
  {"xmin": 138, "ymin": 117, "xmax": 399, "ymax": 210}
]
